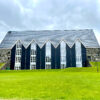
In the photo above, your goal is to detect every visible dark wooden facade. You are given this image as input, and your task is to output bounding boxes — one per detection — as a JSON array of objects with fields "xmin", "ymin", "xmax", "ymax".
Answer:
[{"xmin": 10, "ymin": 43, "xmax": 87, "ymax": 70}]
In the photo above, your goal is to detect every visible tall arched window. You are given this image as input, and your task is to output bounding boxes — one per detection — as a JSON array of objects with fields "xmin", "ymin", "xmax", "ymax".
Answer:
[
  {"xmin": 30, "ymin": 42, "xmax": 36, "ymax": 69},
  {"xmin": 60, "ymin": 41, "xmax": 66, "ymax": 69},
  {"xmin": 45, "ymin": 42, "xmax": 51, "ymax": 69},
  {"xmin": 15, "ymin": 41, "xmax": 22, "ymax": 70},
  {"xmin": 75, "ymin": 40, "xmax": 82, "ymax": 67}
]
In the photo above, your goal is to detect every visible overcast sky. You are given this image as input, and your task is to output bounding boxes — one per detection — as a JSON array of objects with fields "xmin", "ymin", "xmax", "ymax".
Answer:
[{"xmin": 0, "ymin": 0, "xmax": 100, "ymax": 44}]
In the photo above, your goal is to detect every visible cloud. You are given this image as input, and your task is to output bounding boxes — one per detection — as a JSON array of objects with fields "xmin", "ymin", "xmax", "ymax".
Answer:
[{"xmin": 0, "ymin": 0, "xmax": 100, "ymax": 45}]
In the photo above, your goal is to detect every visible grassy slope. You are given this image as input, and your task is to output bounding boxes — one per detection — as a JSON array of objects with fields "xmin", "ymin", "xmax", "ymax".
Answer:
[
  {"xmin": 0, "ymin": 62, "xmax": 100, "ymax": 100},
  {"xmin": 90, "ymin": 62, "xmax": 100, "ymax": 67},
  {"xmin": 0, "ymin": 63, "xmax": 5, "ymax": 69}
]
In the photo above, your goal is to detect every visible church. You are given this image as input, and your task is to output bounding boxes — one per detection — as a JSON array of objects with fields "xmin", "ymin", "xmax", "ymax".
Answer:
[{"xmin": 0, "ymin": 29, "xmax": 100, "ymax": 70}]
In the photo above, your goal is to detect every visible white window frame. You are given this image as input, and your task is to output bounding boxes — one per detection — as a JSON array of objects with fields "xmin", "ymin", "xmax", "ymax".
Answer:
[
  {"xmin": 30, "ymin": 42, "xmax": 36, "ymax": 70},
  {"xmin": 45, "ymin": 42, "xmax": 51, "ymax": 69},
  {"xmin": 75, "ymin": 40, "xmax": 82, "ymax": 67},
  {"xmin": 14, "ymin": 41, "xmax": 22, "ymax": 70},
  {"xmin": 60, "ymin": 41, "xmax": 66, "ymax": 69}
]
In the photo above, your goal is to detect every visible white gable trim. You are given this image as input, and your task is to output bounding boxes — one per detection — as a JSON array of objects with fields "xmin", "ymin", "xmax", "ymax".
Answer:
[{"xmin": 9, "ymin": 38, "xmax": 100, "ymax": 49}]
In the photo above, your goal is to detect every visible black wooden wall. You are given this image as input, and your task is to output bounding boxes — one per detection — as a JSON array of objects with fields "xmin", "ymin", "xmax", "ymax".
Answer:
[
  {"xmin": 26, "ymin": 45, "xmax": 31, "ymax": 69},
  {"xmin": 55, "ymin": 44, "xmax": 60, "ymax": 69},
  {"xmin": 71, "ymin": 44, "xmax": 76, "ymax": 67},
  {"xmin": 51, "ymin": 44, "xmax": 56, "ymax": 69},
  {"xmin": 36, "ymin": 45, "xmax": 41, "ymax": 69},
  {"xmin": 10, "ymin": 45, "xmax": 16, "ymax": 70},
  {"xmin": 40, "ymin": 45, "xmax": 45, "ymax": 69},
  {"xmin": 21, "ymin": 45, "xmax": 26, "ymax": 69},
  {"xmin": 10, "ymin": 43, "xmax": 87, "ymax": 69},
  {"xmin": 81, "ymin": 44, "xmax": 87, "ymax": 67},
  {"xmin": 66, "ymin": 44, "xmax": 71, "ymax": 67}
]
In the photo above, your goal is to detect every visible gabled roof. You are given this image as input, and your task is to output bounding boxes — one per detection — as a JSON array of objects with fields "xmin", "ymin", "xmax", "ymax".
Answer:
[{"xmin": 0, "ymin": 29, "xmax": 99, "ymax": 49}]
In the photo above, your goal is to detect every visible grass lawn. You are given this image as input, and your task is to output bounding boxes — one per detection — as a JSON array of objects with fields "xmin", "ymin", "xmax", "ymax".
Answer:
[
  {"xmin": 0, "ymin": 63, "xmax": 5, "ymax": 69},
  {"xmin": 0, "ymin": 62, "xmax": 100, "ymax": 100}
]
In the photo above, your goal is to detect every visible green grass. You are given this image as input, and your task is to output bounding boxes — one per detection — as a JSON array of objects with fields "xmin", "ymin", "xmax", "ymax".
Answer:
[
  {"xmin": 0, "ymin": 62, "xmax": 100, "ymax": 100},
  {"xmin": 90, "ymin": 61, "xmax": 100, "ymax": 67},
  {"xmin": 0, "ymin": 63, "xmax": 5, "ymax": 69}
]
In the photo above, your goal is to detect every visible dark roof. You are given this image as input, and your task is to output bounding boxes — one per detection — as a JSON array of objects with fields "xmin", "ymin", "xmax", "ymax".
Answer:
[{"xmin": 0, "ymin": 29, "xmax": 99, "ymax": 49}]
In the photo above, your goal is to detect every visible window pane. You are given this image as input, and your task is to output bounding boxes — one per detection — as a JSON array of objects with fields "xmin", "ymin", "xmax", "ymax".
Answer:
[
  {"xmin": 45, "ymin": 42, "xmax": 51, "ymax": 69},
  {"xmin": 15, "ymin": 41, "xmax": 22, "ymax": 70},
  {"xmin": 75, "ymin": 41, "xmax": 82, "ymax": 67},
  {"xmin": 60, "ymin": 41, "xmax": 66, "ymax": 69},
  {"xmin": 30, "ymin": 42, "xmax": 36, "ymax": 69}
]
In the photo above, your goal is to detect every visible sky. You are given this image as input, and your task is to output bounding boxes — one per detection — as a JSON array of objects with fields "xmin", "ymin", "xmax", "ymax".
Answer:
[{"xmin": 0, "ymin": 0, "xmax": 100, "ymax": 45}]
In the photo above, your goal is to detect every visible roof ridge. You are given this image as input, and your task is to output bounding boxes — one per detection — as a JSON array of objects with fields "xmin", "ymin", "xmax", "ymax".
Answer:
[{"xmin": 8, "ymin": 29, "xmax": 93, "ymax": 33}]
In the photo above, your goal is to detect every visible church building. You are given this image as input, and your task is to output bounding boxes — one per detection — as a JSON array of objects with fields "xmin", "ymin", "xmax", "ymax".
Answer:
[{"xmin": 0, "ymin": 29, "xmax": 99, "ymax": 70}]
